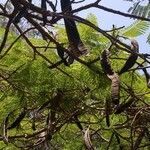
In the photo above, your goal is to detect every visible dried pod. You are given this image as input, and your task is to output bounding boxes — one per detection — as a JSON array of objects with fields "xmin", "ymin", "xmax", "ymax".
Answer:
[
  {"xmin": 119, "ymin": 40, "xmax": 139, "ymax": 75},
  {"xmin": 60, "ymin": 0, "xmax": 88, "ymax": 64},
  {"xmin": 105, "ymin": 98, "xmax": 111, "ymax": 127},
  {"xmin": 46, "ymin": 112, "xmax": 55, "ymax": 135},
  {"xmin": 143, "ymin": 69, "xmax": 150, "ymax": 88},
  {"xmin": 139, "ymin": 64, "xmax": 150, "ymax": 88},
  {"xmin": 101, "ymin": 49, "xmax": 114, "ymax": 75},
  {"xmin": 56, "ymin": 44, "xmax": 69, "ymax": 66},
  {"xmin": 101, "ymin": 50, "xmax": 120, "ymax": 105},
  {"xmin": 108, "ymin": 73, "xmax": 120, "ymax": 105},
  {"xmin": 2, "ymin": 113, "xmax": 10, "ymax": 144},
  {"xmin": 84, "ymin": 127, "xmax": 94, "ymax": 150}
]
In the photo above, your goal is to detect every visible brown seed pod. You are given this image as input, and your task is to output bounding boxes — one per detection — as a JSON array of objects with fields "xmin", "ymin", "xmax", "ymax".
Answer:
[
  {"xmin": 101, "ymin": 50, "xmax": 120, "ymax": 105},
  {"xmin": 138, "ymin": 63, "xmax": 150, "ymax": 88},
  {"xmin": 105, "ymin": 98, "xmax": 111, "ymax": 127},
  {"xmin": 143, "ymin": 68, "xmax": 150, "ymax": 88},
  {"xmin": 2, "ymin": 113, "xmax": 10, "ymax": 144},
  {"xmin": 101, "ymin": 50, "xmax": 114, "ymax": 75},
  {"xmin": 108, "ymin": 73, "xmax": 120, "ymax": 105},
  {"xmin": 84, "ymin": 127, "xmax": 94, "ymax": 150},
  {"xmin": 119, "ymin": 40, "xmax": 139, "ymax": 75},
  {"xmin": 56, "ymin": 44, "xmax": 69, "ymax": 66},
  {"xmin": 60, "ymin": 0, "xmax": 88, "ymax": 64}
]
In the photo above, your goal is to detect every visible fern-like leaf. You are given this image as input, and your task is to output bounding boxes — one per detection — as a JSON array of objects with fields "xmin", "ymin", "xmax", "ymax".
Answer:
[{"xmin": 122, "ymin": 21, "xmax": 150, "ymax": 38}]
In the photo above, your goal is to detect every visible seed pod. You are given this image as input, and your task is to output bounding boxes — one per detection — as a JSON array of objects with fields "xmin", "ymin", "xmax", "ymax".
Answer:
[
  {"xmin": 139, "ymin": 64, "xmax": 150, "ymax": 88},
  {"xmin": 101, "ymin": 49, "xmax": 114, "ymax": 75},
  {"xmin": 84, "ymin": 127, "xmax": 94, "ymax": 150},
  {"xmin": 2, "ymin": 113, "xmax": 10, "ymax": 144},
  {"xmin": 108, "ymin": 73, "xmax": 120, "ymax": 105},
  {"xmin": 119, "ymin": 40, "xmax": 139, "ymax": 75},
  {"xmin": 105, "ymin": 98, "xmax": 111, "ymax": 127},
  {"xmin": 101, "ymin": 50, "xmax": 120, "ymax": 105},
  {"xmin": 56, "ymin": 44, "xmax": 69, "ymax": 66},
  {"xmin": 60, "ymin": 0, "xmax": 88, "ymax": 64}
]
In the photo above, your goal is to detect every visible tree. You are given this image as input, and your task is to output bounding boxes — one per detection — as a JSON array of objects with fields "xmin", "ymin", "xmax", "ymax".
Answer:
[{"xmin": 0, "ymin": 0, "xmax": 150, "ymax": 149}]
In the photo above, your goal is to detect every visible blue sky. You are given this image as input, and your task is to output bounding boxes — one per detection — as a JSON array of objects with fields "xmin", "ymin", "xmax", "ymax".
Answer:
[
  {"xmin": 0, "ymin": 0, "xmax": 135, "ymax": 28},
  {"xmin": 0, "ymin": 0, "xmax": 149, "ymax": 52},
  {"xmin": 79, "ymin": 0, "xmax": 149, "ymax": 54},
  {"xmin": 73, "ymin": 0, "xmax": 149, "ymax": 53},
  {"xmin": 75, "ymin": 0, "xmax": 133, "ymax": 29}
]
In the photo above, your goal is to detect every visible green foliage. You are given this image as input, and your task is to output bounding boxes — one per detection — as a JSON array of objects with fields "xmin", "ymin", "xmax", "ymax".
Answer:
[
  {"xmin": 122, "ymin": 20, "xmax": 150, "ymax": 38},
  {"xmin": 0, "ymin": 15, "xmax": 149, "ymax": 149},
  {"xmin": 128, "ymin": 2, "xmax": 150, "ymax": 44}
]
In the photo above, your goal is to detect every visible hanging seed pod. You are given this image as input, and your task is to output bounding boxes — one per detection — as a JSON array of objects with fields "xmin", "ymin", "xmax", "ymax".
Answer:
[
  {"xmin": 56, "ymin": 44, "xmax": 69, "ymax": 66},
  {"xmin": 105, "ymin": 98, "xmax": 111, "ymax": 127},
  {"xmin": 60, "ymin": 0, "xmax": 88, "ymax": 64},
  {"xmin": 2, "ymin": 113, "xmax": 10, "ymax": 144},
  {"xmin": 144, "ymin": 69, "xmax": 150, "ymax": 88},
  {"xmin": 119, "ymin": 40, "xmax": 139, "ymax": 75},
  {"xmin": 84, "ymin": 127, "xmax": 94, "ymax": 150},
  {"xmin": 101, "ymin": 50, "xmax": 114, "ymax": 75},
  {"xmin": 139, "ymin": 64, "xmax": 150, "ymax": 88},
  {"xmin": 101, "ymin": 50, "xmax": 120, "ymax": 105},
  {"xmin": 108, "ymin": 73, "xmax": 120, "ymax": 105}
]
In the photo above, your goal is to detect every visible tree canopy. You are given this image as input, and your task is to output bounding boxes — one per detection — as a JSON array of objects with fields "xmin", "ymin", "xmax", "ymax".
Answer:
[{"xmin": 0, "ymin": 0, "xmax": 150, "ymax": 149}]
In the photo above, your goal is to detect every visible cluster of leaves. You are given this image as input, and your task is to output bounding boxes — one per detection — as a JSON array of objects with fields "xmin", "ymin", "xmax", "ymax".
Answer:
[
  {"xmin": 0, "ymin": 0, "xmax": 150, "ymax": 149},
  {"xmin": 127, "ymin": 0, "xmax": 150, "ymax": 43},
  {"xmin": 0, "ymin": 12, "xmax": 150, "ymax": 149}
]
